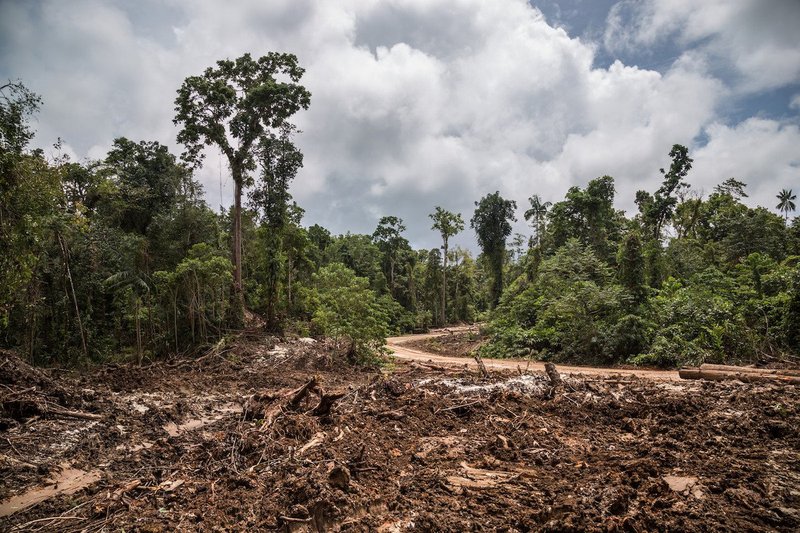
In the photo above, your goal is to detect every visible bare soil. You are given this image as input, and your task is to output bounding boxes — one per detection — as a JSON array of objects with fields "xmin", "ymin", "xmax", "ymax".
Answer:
[
  {"xmin": 1, "ymin": 335, "xmax": 799, "ymax": 531},
  {"xmin": 388, "ymin": 331, "xmax": 681, "ymax": 381},
  {"xmin": 403, "ymin": 328, "xmax": 485, "ymax": 357}
]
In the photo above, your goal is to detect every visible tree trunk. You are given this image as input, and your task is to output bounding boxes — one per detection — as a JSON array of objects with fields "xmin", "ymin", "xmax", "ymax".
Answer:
[
  {"xmin": 453, "ymin": 256, "xmax": 460, "ymax": 322},
  {"xmin": 491, "ymin": 249, "xmax": 504, "ymax": 308},
  {"xmin": 441, "ymin": 240, "xmax": 448, "ymax": 326},
  {"xmin": 173, "ymin": 290, "xmax": 178, "ymax": 354},
  {"xmin": 287, "ymin": 257, "xmax": 293, "ymax": 308},
  {"xmin": 389, "ymin": 257, "xmax": 395, "ymax": 298},
  {"xmin": 57, "ymin": 232, "xmax": 88, "ymax": 359},
  {"xmin": 229, "ymin": 171, "xmax": 245, "ymax": 327},
  {"xmin": 134, "ymin": 296, "xmax": 142, "ymax": 366}
]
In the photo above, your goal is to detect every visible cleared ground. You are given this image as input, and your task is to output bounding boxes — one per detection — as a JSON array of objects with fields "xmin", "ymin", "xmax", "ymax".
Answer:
[{"xmin": 0, "ymin": 334, "xmax": 798, "ymax": 531}]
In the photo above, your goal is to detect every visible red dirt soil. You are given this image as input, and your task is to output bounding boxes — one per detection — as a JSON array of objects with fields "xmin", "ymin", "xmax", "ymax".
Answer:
[{"xmin": 1, "ymin": 335, "xmax": 798, "ymax": 531}]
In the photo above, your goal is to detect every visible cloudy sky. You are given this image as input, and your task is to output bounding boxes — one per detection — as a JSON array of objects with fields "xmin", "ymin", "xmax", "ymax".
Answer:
[{"xmin": 2, "ymin": 0, "xmax": 799, "ymax": 251}]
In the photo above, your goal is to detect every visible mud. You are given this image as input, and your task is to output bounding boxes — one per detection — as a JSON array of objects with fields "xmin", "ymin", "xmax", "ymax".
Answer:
[
  {"xmin": 1, "ymin": 336, "xmax": 799, "ymax": 531},
  {"xmin": 404, "ymin": 329, "xmax": 485, "ymax": 357}
]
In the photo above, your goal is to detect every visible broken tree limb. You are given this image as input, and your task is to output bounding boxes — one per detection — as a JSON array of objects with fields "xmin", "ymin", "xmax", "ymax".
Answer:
[
  {"xmin": 45, "ymin": 405, "xmax": 103, "ymax": 421},
  {"xmin": 245, "ymin": 376, "xmax": 320, "ymax": 429},
  {"xmin": 473, "ymin": 355, "xmax": 489, "ymax": 378},
  {"xmin": 680, "ymin": 367, "xmax": 800, "ymax": 385},
  {"xmin": 288, "ymin": 376, "xmax": 318, "ymax": 407},
  {"xmin": 544, "ymin": 362, "xmax": 562, "ymax": 388},
  {"xmin": 311, "ymin": 389, "xmax": 346, "ymax": 416}
]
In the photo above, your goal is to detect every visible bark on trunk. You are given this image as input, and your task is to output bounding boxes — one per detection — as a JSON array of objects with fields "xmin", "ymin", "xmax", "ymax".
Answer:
[
  {"xmin": 441, "ymin": 240, "xmax": 448, "ymax": 326},
  {"xmin": 57, "ymin": 232, "xmax": 88, "ymax": 358},
  {"xmin": 229, "ymin": 171, "xmax": 245, "ymax": 327}
]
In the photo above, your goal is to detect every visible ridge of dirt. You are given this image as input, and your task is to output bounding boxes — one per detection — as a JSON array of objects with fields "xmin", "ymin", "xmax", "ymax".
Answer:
[{"xmin": 1, "ymin": 336, "xmax": 799, "ymax": 531}]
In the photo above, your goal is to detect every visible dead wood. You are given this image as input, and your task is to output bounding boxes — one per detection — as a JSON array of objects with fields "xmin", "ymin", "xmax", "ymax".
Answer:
[
  {"xmin": 288, "ymin": 376, "xmax": 318, "ymax": 407},
  {"xmin": 544, "ymin": 362, "xmax": 562, "ymax": 387},
  {"xmin": 680, "ymin": 367, "xmax": 800, "ymax": 385},
  {"xmin": 700, "ymin": 363, "xmax": 800, "ymax": 377},
  {"xmin": 245, "ymin": 377, "xmax": 319, "ymax": 429},
  {"xmin": 311, "ymin": 389, "xmax": 346, "ymax": 416},
  {"xmin": 473, "ymin": 355, "xmax": 489, "ymax": 378},
  {"xmin": 45, "ymin": 405, "xmax": 103, "ymax": 421}
]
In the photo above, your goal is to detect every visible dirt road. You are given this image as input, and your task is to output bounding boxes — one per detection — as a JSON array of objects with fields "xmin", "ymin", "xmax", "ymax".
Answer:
[{"xmin": 388, "ymin": 328, "xmax": 681, "ymax": 381}]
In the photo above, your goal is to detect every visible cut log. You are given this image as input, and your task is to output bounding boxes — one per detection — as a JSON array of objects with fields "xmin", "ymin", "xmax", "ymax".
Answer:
[
  {"xmin": 680, "ymin": 367, "xmax": 800, "ymax": 385},
  {"xmin": 700, "ymin": 364, "xmax": 800, "ymax": 377}
]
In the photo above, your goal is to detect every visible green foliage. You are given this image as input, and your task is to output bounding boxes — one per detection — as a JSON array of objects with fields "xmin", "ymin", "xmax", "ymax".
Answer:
[
  {"xmin": 484, "ymin": 240, "xmax": 626, "ymax": 362},
  {"xmin": 174, "ymin": 52, "xmax": 312, "ymax": 325},
  {"xmin": 302, "ymin": 263, "xmax": 389, "ymax": 364},
  {"xmin": 373, "ymin": 216, "xmax": 409, "ymax": 298},
  {"xmin": 471, "ymin": 192, "xmax": 517, "ymax": 307},
  {"xmin": 3, "ymin": 83, "xmax": 797, "ymax": 373},
  {"xmin": 430, "ymin": 207, "xmax": 464, "ymax": 325},
  {"xmin": 785, "ymin": 266, "xmax": 800, "ymax": 351},
  {"xmin": 636, "ymin": 144, "xmax": 692, "ymax": 240},
  {"xmin": 101, "ymin": 137, "xmax": 188, "ymax": 234},
  {"xmin": 776, "ymin": 189, "xmax": 796, "ymax": 221},
  {"xmin": 546, "ymin": 176, "xmax": 622, "ymax": 261},
  {"xmin": 173, "ymin": 53, "xmax": 311, "ymax": 173},
  {"xmin": 0, "ymin": 81, "xmax": 41, "ymax": 154},
  {"xmin": 617, "ymin": 232, "xmax": 646, "ymax": 307},
  {"xmin": 524, "ymin": 194, "xmax": 551, "ymax": 248}
]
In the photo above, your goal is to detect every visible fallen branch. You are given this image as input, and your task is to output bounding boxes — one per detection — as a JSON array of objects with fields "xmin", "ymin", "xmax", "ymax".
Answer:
[
  {"xmin": 375, "ymin": 409, "xmax": 406, "ymax": 420},
  {"xmin": 45, "ymin": 404, "xmax": 103, "ymax": 421},
  {"xmin": 288, "ymin": 376, "xmax": 318, "ymax": 407}
]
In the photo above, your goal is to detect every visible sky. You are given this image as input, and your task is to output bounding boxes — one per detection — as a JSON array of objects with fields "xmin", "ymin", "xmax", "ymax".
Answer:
[{"xmin": 1, "ymin": 0, "xmax": 799, "ymax": 252}]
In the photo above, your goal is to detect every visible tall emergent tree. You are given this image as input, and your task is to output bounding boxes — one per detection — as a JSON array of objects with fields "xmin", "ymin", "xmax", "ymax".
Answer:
[
  {"xmin": 173, "ymin": 53, "xmax": 311, "ymax": 324},
  {"xmin": 373, "ymin": 216, "xmax": 408, "ymax": 298},
  {"xmin": 617, "ymin": 231, "xmax": 646, "ymax": 307},
  {"xmin": 250, "ymin": 124, "xmax": 304, "ymax": 330},
  {"xmin": 471, "ymin": 192, "xmax": 516, "ymax": 307},
  {"xmin": 429, "ymin": 207, "xmax": 464, "ymax": 325},
  {"xmin": 776, "ymin": 189, "xmax": 796, "ymax": 222},
  {"xmin": 636, "ymin": 144, "xmax": 693, "ymax": 241}
]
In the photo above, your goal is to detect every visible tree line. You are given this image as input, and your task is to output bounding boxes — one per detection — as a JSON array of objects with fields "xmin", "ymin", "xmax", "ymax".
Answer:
[{"xmin": 2, "ymin": 52, "xmax": 799, "ymax": 368}]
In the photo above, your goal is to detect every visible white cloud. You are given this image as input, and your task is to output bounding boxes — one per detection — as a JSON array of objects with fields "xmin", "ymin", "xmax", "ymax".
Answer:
[
  {"xmin": 604, "ymin": 0, "xmax": 800, "ymax": 93},
  {"xmin": 691, "ymin": 118, "xmax": 800, "ymax": 209},
  {"xmin": 0, "ymin": 0, "xmax": 795, "ymax": 250}
]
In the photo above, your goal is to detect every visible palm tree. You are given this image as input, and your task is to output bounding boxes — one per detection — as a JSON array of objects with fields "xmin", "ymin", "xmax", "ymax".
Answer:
[
  {"xmin": 524, "ymin": 194, "xmax": 551, "ymax": 248},
  {"xmin": 776, "ymin": 189, "xmax": 796, "ymax": 222}
]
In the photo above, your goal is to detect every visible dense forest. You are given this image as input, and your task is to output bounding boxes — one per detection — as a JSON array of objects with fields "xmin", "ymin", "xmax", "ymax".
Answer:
[{"xmin": 1, "ymin": 53, "xmax": 799, "ymax": 369}]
